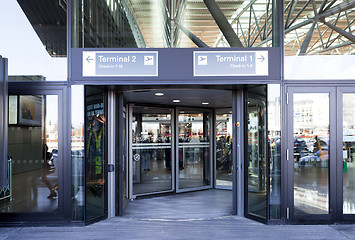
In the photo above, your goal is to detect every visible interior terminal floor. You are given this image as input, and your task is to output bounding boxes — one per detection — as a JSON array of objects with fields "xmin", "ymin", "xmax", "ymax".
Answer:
[{"xmin": 123, "ymin": 189, "xmax": 233, "ymax": 220}]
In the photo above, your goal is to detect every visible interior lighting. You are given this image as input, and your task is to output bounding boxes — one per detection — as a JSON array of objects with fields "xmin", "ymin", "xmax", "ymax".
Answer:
[
  {"xmin": 202, "ymin": 102, "xmax": 209, "ymax": 105},
  {"xmin": 173, "ymin": 99, "xmax": 180, "ymax": 103},
  {"xmin": 155, "ymin": 92, "xmax": 164, "ymax": 96}
]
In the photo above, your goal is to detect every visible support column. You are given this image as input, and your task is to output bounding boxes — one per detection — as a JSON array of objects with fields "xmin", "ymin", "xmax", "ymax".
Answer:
[{"xmin": 0, "ymin": 56, "xmax": 8, "ymax": 189}]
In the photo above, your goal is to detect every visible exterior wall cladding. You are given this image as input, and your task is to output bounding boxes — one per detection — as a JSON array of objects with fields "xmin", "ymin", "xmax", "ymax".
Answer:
[{"xmin": 1, "ymin": 0, "xmax": 355, "ymax": 226}]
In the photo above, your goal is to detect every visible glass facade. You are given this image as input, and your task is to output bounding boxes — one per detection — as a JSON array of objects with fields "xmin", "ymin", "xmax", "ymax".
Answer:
[{"xmin": 72, "ymin": 0, "xmax": 276, "ymax": 48}]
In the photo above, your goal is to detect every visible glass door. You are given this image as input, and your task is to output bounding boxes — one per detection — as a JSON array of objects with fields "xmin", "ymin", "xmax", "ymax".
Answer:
[
  {"xmin": 339, "ymin": 88, "xmax": 355, "ymax": 219},
  {"xmin": 287, "ymin": 87, "xmax": 336, "ymax": 222},
  {"xmin": 176, "ymin": 108, "xmax": 212, "ymax": 192},
  {"xmin": 129, "ymin": 105, "xmax": 174, "ymax": 198}
]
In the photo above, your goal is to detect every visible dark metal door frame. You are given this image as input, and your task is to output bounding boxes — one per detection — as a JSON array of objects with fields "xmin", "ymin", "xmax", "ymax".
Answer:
[
  {"xmin": 1, "ymin": 82, "xmax": 71, "ymax": 223},
  {"xmin": 286, "ymin": 86, "xmax": 337, "ymax": 223}
]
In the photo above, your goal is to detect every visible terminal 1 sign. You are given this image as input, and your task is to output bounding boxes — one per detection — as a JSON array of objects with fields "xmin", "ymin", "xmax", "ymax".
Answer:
[{"xmin": 193, "ymin": 51, "xmax": 268, "ymax": 76}]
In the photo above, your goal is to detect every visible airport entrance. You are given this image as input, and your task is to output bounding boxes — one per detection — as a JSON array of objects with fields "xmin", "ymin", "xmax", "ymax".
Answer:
[{"xmin": 124, "ymin": 88, "xmax": 232, "ymax": 199}]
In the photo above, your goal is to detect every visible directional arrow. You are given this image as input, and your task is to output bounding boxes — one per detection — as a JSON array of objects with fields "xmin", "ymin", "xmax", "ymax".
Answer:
[
  {"xmin": 86, "ymin": 56, "xmax": 94, "ymax": 63},
  {"xmin": 257, "ymin": 55, "xmax": 265, "ymax": 62}
]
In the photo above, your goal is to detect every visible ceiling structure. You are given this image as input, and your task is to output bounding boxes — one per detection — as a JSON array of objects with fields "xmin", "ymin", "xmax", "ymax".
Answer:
[
  {"xmin": 16, "ymin": 0, "xmax": 355, "ymax": 56},
  {"xmin": 126, "ymin": 0, "xmax": 355, "ymax": 55}
]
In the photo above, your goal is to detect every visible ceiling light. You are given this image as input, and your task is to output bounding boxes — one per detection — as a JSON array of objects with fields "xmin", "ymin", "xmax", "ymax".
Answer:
[
  {"xmin": 202, "ymin": 102, "xmax": 209, "ymax": 105},
  {"xmin": 173, "ymin": 99, "xmax": 180, "ymax": 103},
  {"xmin": 155, "ymin": 92, "xmax": 164, "ymax": 96}
]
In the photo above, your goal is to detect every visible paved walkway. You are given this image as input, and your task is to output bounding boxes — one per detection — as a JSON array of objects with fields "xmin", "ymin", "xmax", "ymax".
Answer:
[
  {"xmin": 1, "ymin": 216, "xmax": 355, "ymax": 240},
  {"xmin": 1, "ymin": 190, "xmax": 355, "ymax": 239}
]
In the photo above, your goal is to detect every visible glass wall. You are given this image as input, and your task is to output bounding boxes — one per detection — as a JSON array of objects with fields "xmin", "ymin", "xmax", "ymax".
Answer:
[
  {"xmin": 72, "ymin": 0, "xmax": 275, "ymax": 48},
  {"xmin": 245, "ymin": 85, "xmax": 267, "ymax": 219},
  {"xmin": 268, "ymin": 84, "xmax": 281, "ymax": 219},
  {"xmin": 1, "ymin": 94, "xmax": 59, "ymax": 213},
  {"xmin": 343, "ymin": 94, "xmax": 355, "ymax": 214},
  {"xmin": 72, "ymin": 85, "xmax": 85, "ymax": 221},
  {"xmin": 0, "ymin": 1, "xmax": 67, "ymax": 81},
  {"xmin": 85, "ymin": 86, "xmax": 107, "ymax": 221}
]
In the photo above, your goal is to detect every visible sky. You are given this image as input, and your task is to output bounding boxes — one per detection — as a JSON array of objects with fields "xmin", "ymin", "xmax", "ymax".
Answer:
[{"xmin": 0, "ymin": 0, "xmax": 67, "ymax": 81}]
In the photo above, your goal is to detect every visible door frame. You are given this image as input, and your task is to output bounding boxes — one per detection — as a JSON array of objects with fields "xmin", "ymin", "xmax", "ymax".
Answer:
[
  {"xmin": 0, "ymin": 82, "xmax": 70, "ymax": 223},
  {"xmin": 286, "ymin": 86, "xmax": 337, "ymax": 223},
  {"xmin": 175, "ymin": 107, "xmax": 214, "ymax": 193}
]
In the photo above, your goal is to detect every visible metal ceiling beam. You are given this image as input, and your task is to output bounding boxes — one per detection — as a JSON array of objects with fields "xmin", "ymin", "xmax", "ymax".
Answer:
[
  {"xmin": 203, "ymin": 0, "xmax": 243, "ymax": 47},
  {"xmin": 286, "ymin": 0, "xmax": 355, "ymax": 34},
  {"xmin": 299, "ymin": 21, "xmax": 317, "ymax": 54},
  {"xmin": 321, "ymin": 20, "xmax": 355, "ymax": 42},
  {"xmin": 177, "ymin": 23, "xmax": 209, "ymax": 48}
]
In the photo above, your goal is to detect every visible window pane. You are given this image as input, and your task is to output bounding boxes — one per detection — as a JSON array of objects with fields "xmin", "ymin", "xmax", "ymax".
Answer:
[
  {"xmin": 3, "ymin": 95, "xmax": 58, "ymax": 213},
  {"xmin": 293, "ymin": 93, "xmax": 329, "ymax": 215}
]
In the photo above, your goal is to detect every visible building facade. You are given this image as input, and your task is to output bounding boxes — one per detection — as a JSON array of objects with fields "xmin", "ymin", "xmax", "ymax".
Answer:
[{"xmin": 0, "ymin": 0, "xmax": 354, "ymax": 225}]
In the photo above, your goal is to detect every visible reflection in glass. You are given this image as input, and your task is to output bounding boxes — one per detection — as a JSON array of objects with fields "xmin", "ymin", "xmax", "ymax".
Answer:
[
  {"xmin": 246, "ymin": 86, "xmax": 267, "ymax": 219},
  {"xmin": 1, "ymin": 95, "xmax": 58, "ymax": 213},
  {"xmin": 131, "ymin": 107, "xmax": 172, "ymax": 195},
  {"xmin": 343, "ymin": 94, "xmax": 355, "ymax": 214},
  {"xmin": 178, "ymin": 111, "xmax": 211, "ymax": 189},
  {"xmin": 215, "ymin": 109, "xmax": 232, "ymax": 189},
  {"xmin": 71, "ymin": 86, "xmax": 84, "ymax": 221},
  {"xmin": 85, "ymin": 87, "xmax": 106, "ymax": 220},
  {"xmin": 293, "ymin": 93, "xmax": 329, "ymax": 215}
]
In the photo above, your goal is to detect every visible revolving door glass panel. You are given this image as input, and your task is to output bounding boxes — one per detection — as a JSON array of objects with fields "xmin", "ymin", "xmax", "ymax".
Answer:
[
  {"xmin": 131, "ymin": 107, "xmax": 173, "ymax": 196},
  {"xmin": 216, "ymin": 109, "xmax": 233, "ymax": 189},
  {"xmin": 177, "ymin": 109, "xmax": 212, "ymax": 190}
]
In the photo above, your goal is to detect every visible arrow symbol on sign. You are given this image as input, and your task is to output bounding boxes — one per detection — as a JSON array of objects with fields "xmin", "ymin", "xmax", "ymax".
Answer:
[
  {"xmin": 257, "ymin": 55, "xmax": 265, "ymax": 62},
  {"xmin": 86, "ymin": 56, "xmax": 94, "ymax": 63}
]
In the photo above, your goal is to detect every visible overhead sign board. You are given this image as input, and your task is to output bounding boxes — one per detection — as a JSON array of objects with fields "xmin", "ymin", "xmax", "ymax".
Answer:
[
  {"xmin": 193, "ymin": 51, "xmax": 268, "ymax": 76},
  {"xmin": 82, "ymin": 51, "xmax": 158, "ymax": 77}
]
